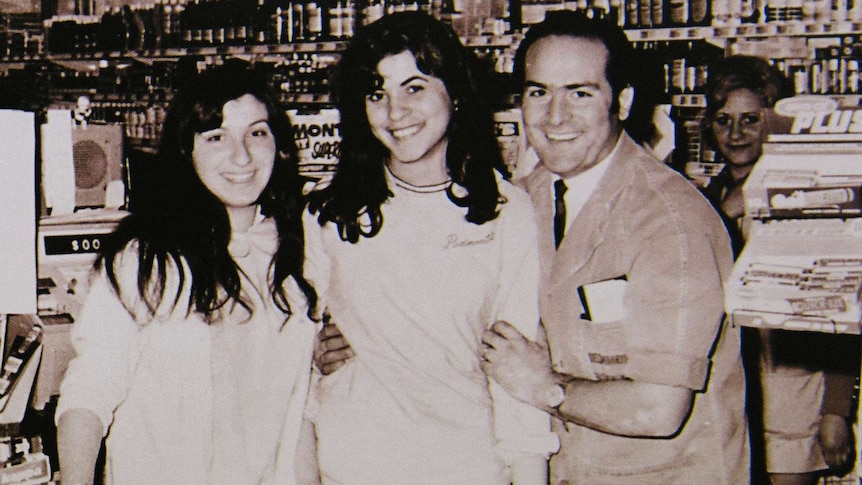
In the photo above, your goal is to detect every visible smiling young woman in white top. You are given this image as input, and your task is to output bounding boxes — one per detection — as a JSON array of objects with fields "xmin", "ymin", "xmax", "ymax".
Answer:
[
  {"xmin": 302, "ymin": 11, "xmax": 558, "ymax": 485},
  {"xmin": 56, "ymin": 61, "xmax": 318, "ymax": 485}
]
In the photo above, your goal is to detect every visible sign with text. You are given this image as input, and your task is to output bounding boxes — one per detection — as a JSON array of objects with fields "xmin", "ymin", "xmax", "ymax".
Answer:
[
  {"xmin": 287, "ymin": 108, "xmax": 341, "ymax": 188},
  {"xmin": 766, "ymin": 95, "xmax": 862, "ymax": 143}
]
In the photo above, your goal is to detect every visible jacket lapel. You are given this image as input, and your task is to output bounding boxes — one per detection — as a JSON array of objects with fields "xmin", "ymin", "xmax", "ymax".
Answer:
[
  {"xmin": 523, "ymin": 167, "xmax": 556, "ymax": 278},
  {"xmin": 526, "ymin": 135, "xmax": 642, "ymax": 286}
]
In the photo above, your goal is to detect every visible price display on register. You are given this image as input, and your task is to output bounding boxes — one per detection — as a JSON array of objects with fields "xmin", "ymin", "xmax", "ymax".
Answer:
[{"xmin": 43, "ymin": 232, "xmax": 110, "ymax": 256}]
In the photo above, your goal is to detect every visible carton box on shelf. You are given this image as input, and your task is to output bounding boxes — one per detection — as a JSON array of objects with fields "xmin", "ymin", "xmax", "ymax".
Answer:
[
  {"xmin": 738, "ymin": 96, "xmax": 862, "ymax": 219},
  {"xmin": 0, "ymin": 436, "xmax": 51, "ymax": 485},
  {"xmin": 725, "ymin": 219, "xmax": 862, "ymax": 334},
  {"xmin": 742, "ymin": 149, "xmax": 862, "ymax": 220}
]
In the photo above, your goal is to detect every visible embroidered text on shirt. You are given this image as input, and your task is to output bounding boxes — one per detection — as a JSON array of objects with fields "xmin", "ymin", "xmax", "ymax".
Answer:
[
  {"xmin": 588, "ymin": 353, "xmax": 629, "ymax": 365},
  {"xmin": 443, "ymin": 231, "xmax": 496, "ymax": 249}
]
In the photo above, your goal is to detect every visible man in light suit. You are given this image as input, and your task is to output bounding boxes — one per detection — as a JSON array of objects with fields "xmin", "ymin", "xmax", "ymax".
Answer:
[{"xmin": 479, "ymin": 11, "xmax": 749, "ymax": 484}]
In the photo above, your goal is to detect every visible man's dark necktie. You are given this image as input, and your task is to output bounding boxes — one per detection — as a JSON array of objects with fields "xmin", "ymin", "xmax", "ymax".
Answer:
[{"xmin": 554, "ymin": 179, "xmax": 567, "ymax": 249}]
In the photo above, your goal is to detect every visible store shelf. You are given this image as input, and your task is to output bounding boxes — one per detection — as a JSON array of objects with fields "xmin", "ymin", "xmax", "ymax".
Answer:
[
  {"xmin": 6, "ymin": 35, "xmax": 515, "ymax": 63},
  {"xmin": 34, "ymin": 39, "xmax": 349, "ymax": 63},
  {"xmin": 461, "ymin": 33, "xmax": 522, "ymax": 47},
  {"xmin": 5, "ymin": 16, "xmax": 862, "ymax": 139},
  {"xmin": 0, "ymin": 53, "xmax": 41, "ymax": 63},
  {"xmin": 4, "ymin": 21, "xmax": 861, "ymax": 66},
  {"xmin": 278, "ymin": 92, "xmax": 332, "ymax": 105},
  {"xmin": 627, "ymin": 20, "xmax": 862, "ymax": 42},
  {"xmin": 671, "ymin": 94, "xmax": 707, "ymax": 107},
  {"xmin": 627, "ymin": 26, "xmax": 713, "ymax": 41}
]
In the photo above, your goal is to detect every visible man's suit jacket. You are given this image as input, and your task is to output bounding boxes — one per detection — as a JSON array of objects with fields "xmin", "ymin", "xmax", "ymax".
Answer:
[{"xmin": 523, "ymin": 134, "xmax": 749, "ymax": 484}]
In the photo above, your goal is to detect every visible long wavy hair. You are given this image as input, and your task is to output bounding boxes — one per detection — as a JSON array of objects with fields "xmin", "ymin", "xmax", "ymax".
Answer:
[
  {"xmin": 97, "ymin": 60, "xmax": 316, "ymax": 321},
  {"xmin": 308, "ymin": 11, "xmax": 509, "ymax": 243}
]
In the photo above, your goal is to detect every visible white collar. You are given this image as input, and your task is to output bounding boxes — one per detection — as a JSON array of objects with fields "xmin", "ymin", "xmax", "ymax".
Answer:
[{"xmin": 554, "ymin": 134, "xmax": 622, "ymax": 220}]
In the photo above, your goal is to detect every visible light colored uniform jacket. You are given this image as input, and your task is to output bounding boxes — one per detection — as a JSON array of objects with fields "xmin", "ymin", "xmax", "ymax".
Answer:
[{"xmin": 523, "ymin": 134, "xmax": 749, "ymax": 484}]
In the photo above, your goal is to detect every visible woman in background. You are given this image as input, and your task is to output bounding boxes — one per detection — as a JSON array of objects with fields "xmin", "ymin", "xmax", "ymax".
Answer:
[
  {"xmin": 56, "ymin": 61, "xmax": 319, "ymax": 485},
  {"xmin": 702, "ymin": 55, "xmax": 793, "ymax": 254},
  {"xmin": 303, "ymin": 11, "xmax": 557, "ymax": 485},
  {"xmin": 703, "ymin": 54, "xmax": 859, "ymax": 485}
]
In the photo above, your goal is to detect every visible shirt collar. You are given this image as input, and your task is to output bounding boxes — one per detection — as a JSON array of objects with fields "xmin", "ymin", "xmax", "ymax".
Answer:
[
  {"xmin": 228, "ymin": 207, "xmax": 278, "ymax": 258},
  {"xmin": 554, "ymin": 134, "xmax": 623, "ymax": 220}
]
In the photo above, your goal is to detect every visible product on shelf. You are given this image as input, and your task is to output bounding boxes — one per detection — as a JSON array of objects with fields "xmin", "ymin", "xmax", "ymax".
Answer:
[
  {"xmin": 0, "ymin": 436, "xmax": 52, "ymax": 485},
  {"xmin": 725, "ymin": 218, "xmax": 862, "ymax": 334}
]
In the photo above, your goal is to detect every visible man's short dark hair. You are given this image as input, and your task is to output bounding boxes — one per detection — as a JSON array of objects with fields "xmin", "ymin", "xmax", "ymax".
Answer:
[
  {"xmin": 512, "ymin": 11, "xmax": 635, "ymax": 103},
  {"xmin": 513, "ymin": 11, "xmax": 663, "ymax": 144}
]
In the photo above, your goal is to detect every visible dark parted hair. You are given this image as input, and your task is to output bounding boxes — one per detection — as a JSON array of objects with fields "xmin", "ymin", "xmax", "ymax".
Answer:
[
  {"xmin": 308, "ymin": 11, "xmax": 509, "ymax": 243},
  {"xmin": 513, "ymin": 10, "xmax": 637, "ymax": 118},
  {"xmin": 97, "ymin": 60, "xmax": 316, "ymax": 321}
]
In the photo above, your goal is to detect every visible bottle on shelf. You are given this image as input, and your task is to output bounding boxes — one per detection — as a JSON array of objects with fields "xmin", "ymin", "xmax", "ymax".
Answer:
[
  {"xmin": 254, "ymin": 0, "xmax": 277, "ymax": 44},
  {"xmin": 848, "ymin": 58, "xmax": 860, "ymax": 93},
  {"xmin": 292, "ymin": 1, "xmax": 306, "ymax": 41},
  {"xmin": 179, "ymin": 0, "xmax": 198, "ymax": 47},
  {"xmin": 122, "ymin": 4, "xmax": 144, "ymax": 50},
  {"xmin": 342, "ymin": 0, "xmax": 357, "ymax": 37},
  {"xmin": 99, "ymin": 6, "xmax": 123, "ymax": 51},
  {"xmin": 690, "ymin": 0, "xmax": 710, "ymax": 23},
  {"xmin": 712, "ymin": 0, "xmax": 730, "ymax": 23},
  {"xmin": 624, "ymin": 0, "xmax": 640, "ymax": 26},
  {"xmin": 233, "ymin": 0, "xmax": 253, "ymax": 45},
  {"xmin": 306, "ymin": 0, "xmax": 324, "ymax": 40},
  {"xmin": 638, "ymin": 0, "xmax": 654, "ymax": 26},
  {"xmin": 786, "ymin": 0, "xmax": 803, "ymax": 21},
  {"xmin": 359, "ymin": 0, "xmax": 386, "ymax": 26},
  {"xmin": 274, "ymin": 0, "xmax": 291, "ymax": 42},
  {"xmin": 169, "ymin": 0, "xmax": 185, "ymax": 47},
  {"xmin": 326, "ymin": 0, "xmax": 344, "ymax": 38},
  {"xmin": 669, "ymin": 0, "xmax": 691, "ymax": 24},
  {"xmin": 833, "ymin": 0, "xmax": 849, "ymax": 20},
  {"xmin": 150, "ymin": 1, "xmax": 167, "ymax": 48}
]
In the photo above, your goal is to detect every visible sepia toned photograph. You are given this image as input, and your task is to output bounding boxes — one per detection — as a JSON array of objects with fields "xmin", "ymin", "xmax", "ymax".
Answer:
[{"xmin": 1, "ymin": 2, "xmax": 862, "ymax": 484}]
